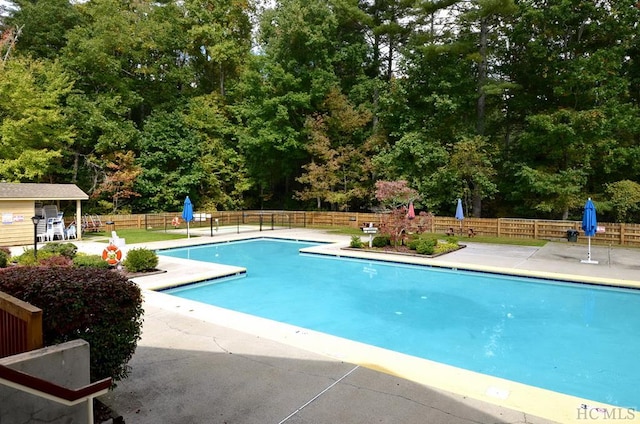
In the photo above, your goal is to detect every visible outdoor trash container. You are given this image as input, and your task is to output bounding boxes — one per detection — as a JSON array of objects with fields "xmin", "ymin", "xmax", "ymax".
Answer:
[{"xmin": 566, "ymin": 229, "xmax": 578, "ymax": 242}]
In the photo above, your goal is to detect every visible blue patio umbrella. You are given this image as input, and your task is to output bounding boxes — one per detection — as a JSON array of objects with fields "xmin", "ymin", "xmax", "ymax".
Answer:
[
  {"xmin": 455, "ymin": 198, "xmax": 464, "ymax": 234},
  {"xmin": 182, "ymin": 196, "xmax": 194, "ymax": 238},
  {"xmin": 580, "ymin": 198, "xmax": 598, "ymax": 264}
]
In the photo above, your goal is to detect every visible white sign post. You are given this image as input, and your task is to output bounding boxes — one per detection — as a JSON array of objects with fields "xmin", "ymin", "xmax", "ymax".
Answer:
[{"xmin": 362, "ymin": 225, "xmax": 378, "ymax": 248}]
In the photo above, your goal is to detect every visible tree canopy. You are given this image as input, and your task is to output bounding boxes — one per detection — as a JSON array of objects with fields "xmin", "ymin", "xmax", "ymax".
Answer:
[{"xmin": 1, "ymin": 0, "xmax": 639, "ymax": 221}]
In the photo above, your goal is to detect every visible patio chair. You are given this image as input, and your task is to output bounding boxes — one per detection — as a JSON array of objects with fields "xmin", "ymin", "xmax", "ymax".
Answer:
[
  {"xmin": 66, "ymin": 223, "xmax": 77, "ymax": 239},
  {"xmin": 46, "ymin": 217, "xmax": 66, "ymax": 240}
]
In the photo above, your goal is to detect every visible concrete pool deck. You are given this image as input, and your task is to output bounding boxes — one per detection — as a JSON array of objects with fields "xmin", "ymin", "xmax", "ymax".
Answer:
[{"xmin": 69, "ymin": 228, "xmax": 640, "ymax": 423}]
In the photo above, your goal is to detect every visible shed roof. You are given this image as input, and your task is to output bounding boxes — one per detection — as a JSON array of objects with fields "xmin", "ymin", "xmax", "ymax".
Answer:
[{"xmin": 0, "ymin": 183, "xmax": 89, "ymax": 201}]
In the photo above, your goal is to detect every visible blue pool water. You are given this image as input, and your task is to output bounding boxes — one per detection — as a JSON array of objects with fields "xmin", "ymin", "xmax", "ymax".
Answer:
[{"xmin": 160, "ymin": 238, "xmax": 640, "ymax": 408}]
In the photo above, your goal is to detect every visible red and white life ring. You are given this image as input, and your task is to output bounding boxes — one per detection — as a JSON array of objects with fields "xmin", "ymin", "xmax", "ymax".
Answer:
[
  {"xmin": 102, "ymin": 244, "xmax": 123, "ymax": 265},
  {"xmin": 171, "ymin": 216, "xmax": 180, "ymax": 227}
]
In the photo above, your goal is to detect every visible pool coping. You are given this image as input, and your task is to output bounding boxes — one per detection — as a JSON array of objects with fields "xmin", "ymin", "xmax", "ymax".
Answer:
[{"xmin": 133, "ymin": 233, "xmax": 640, "ymax": 423}]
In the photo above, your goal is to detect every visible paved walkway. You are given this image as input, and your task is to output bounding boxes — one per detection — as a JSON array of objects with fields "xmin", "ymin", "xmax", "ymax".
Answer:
[{"xmin": 73, "ymin": 229, "xmax": 639, "ymax": 424}]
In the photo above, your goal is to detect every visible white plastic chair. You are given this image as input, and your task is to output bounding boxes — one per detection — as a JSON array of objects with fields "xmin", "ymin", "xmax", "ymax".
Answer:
[
  {"xmin": 66, "ymin": 224, "xmax": 77, "ymax": 239},
  {"xmin": 46, "ymin": 218, "xmax": 66, "ymax": 240}
]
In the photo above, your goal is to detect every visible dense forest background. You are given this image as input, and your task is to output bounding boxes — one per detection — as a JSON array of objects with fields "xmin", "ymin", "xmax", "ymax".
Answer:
[{"xmin": 1, "ymin": 0, "xmax": 640, "ymax": 222}]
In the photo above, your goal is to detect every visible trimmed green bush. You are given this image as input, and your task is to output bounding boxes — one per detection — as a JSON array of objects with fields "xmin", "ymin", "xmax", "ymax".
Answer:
[
  {"xmin": 350, "ymin": 235, "xmax": 364, "ymax": 248},
  {"xmin": 73, "ymin": 254, "xmax": 111, "ymax": 269},
  {"xmin": 415, "ymin": 238, "xmax": 437, "ymax": 255},
  {"xmin": 123, "ymin": 248, "xmax": 158, "ymax": 272},
  {"xmin": 41, "ymin": 242, "xmax": 78, "ymax": 259},
  {"xmin": 14, "ymin": 249, "xmax": 56, "ymax": 266},
  {"xmin": 0, "ymin": 251, "xmax": 8, "ymax": 268},
  {"xmin": 0, "ymin": 267, "xmax": 143, "ymax": 384},
  {"xmin": 372, "ymin": 235, "xmax": 390, "ymax": 248}
]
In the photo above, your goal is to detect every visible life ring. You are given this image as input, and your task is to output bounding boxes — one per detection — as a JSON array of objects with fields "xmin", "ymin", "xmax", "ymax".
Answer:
[
  {"xmin": 102, "ymin": 244, "xmax": 123, "ymax": 265},
  {"xmin": 171, "ymin": 216, "xmax": 180, "ymax": 227}
]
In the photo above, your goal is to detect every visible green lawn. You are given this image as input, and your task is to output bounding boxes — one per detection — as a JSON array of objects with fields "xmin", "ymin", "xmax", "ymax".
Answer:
[
  {"xmin": 82, "ymin": 225, "xmax": 546, "ymax": 247},
  {"xmin": 82, "ymin": 229, "xmax": 188, "ymax": 244}
]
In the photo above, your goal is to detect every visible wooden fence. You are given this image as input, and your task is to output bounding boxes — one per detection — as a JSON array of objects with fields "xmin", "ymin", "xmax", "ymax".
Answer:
[
  {"xmin": 89, "ymin": 211, "xmax": 640, "ymax": 247},
  {"xmin": 0, "ymin": 291, "xmax": 43, "ymax": 359}
]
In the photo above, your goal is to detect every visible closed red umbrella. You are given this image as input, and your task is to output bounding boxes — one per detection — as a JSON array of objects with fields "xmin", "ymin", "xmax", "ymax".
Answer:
[{"xmin": 407, "ymin": 202, "xmax": 415, "ymax": 219}]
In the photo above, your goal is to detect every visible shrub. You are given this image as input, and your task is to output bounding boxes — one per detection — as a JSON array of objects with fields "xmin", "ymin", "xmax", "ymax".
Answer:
[
  {"xmin": 14, "ymin": 249, "xmax": 55, "ymax": 266},
  {"xmin": 434, "ymin": 241, "xmax": 460, "ymax": 255},
  {"xmin": 41, "ymin": 242, "xmax": 78, "ymax": 259},
  {"xmin": 0, "ymin": 267, "xmax": 143, "ymax": 384},
  {"xmin": 123, "ymin": 248, "xmax": 158, "ymax": 272},
  {"xmin": 0, "ymin": 246, "xmax": 11, "ymax": 257},
  {"xmin": 415, "ymin": 238, "xmax": 437, "ymax": 255},
  {"xmin": 350, "ymin": 235, "xmax": 364, "ymax": 248},
  {"xmin": 407, "ymin": 238, "xmax": 421, "ymax": 250},
  {"xmin": 0, "ymin": 251, "xmax": 8, "ymax": 268},
  {"xmin": 372, "ymin": 235, "xmax": 390, "ymax": 248},
  {"xmin": 445, "ymin": 236, "xmax": 459, "ymax": 244},
  {"xmin": 73, "ymin": 253, "xmax": 111, "ymax": 269},
  {"xmin": 38, "ymin": 255, "xmax": 73, "ymax": 268}
]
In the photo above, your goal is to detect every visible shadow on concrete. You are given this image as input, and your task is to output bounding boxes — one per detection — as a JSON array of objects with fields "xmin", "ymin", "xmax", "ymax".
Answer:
[{"xmin": 100, "ymin": 345, "xmax": 544, "ymax": 424}]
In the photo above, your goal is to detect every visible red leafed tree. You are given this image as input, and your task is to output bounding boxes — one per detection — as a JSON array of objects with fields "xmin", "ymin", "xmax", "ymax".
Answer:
[
  {"xmin": 93, "ymin": 151, "xmax": 142, "ymax": 213},
  {"xmin": 374, "ymin": 180, "xmax": 420, "ymax": 246},
  {"xmin": 374, "ymin": 180, "xmax": 418, "ymax": 209}
]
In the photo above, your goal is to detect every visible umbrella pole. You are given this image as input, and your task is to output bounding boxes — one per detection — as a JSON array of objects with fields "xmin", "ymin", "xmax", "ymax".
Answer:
[
  {"xmin": 581, "ymin": 236, "xmax": 599, "ymax": 264},
  {"xmin": 187, "ymin": 222, "xmax": 190, "ymax": 238}
]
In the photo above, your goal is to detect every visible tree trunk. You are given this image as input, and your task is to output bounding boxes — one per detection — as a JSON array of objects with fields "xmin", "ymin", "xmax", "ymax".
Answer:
[{"xmin": 476, "ymin": 17, "xmax": 488, "ymax": 136}]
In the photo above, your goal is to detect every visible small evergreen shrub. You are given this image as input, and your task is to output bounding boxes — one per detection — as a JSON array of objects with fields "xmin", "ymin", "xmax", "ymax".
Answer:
[
  {"xmin": 350, "ymin": 235, "xmax": 364, "ymax": 248},
  {"xmin": 415, "ymin": 238, "xmax": 437, "ymax": 255},
  {"xmin": 123, "ymin": 248, "xmax": 158, "ymax": 272},
  {"xmin": 0, "ymin": 251, "xmax": 8, "ymax": 268},
  {"xmin": 0, "ymin": 267, "xmax": 143, "ymax": 383},
  {"xmin": 73, "ymin": 254, "xmax": 111, "ymax": 269},
  {"xmin": 372, "ymin": 235, "xmax": 390, "ymax": 248},
  {"xmin": 41, "ymin": 242, "xmax": 78, "ymax": 259}
]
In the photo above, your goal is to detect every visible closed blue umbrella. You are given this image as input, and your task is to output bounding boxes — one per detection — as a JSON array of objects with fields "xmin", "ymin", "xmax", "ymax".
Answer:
[
  {"xmin": 455, "ymin": 198, "xmax": 464, "ymax": 234},
  {"xmin": 580, "ymin": 198, "xmax": 598, "ymax": 264},
  {"xmin": 182, "ymin": 196, "xmax": 194, "ymax": 238}
]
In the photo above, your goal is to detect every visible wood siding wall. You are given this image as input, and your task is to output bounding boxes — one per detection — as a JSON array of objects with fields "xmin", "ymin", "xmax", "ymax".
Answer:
[{"xmin": 0, "ymin": 201, "xmax": 35, "ymax": 246}]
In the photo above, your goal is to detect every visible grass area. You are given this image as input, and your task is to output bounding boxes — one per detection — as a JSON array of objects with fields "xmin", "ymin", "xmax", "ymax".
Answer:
[
  {"xmin": 323, "ymin": 226, "xmax": 548, "ymax": 247},
  {"xmin": 81, "ymin": 225, "xmax": 546, "ymax": 247},
  {"xmin": 82, "ymin": 229, "xmax": 188, "ymax": 244}
]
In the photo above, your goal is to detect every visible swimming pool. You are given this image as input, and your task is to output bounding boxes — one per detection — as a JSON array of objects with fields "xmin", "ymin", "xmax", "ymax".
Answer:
[{"xmin": 159, "ymin": 238, "xmax": 640, "ymax": 409}]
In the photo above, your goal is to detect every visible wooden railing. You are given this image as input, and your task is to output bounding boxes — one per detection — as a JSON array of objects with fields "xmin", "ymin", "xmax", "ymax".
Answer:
[
  {"xmin": 0, "ymin": 364, "xmax": 112, "ymax": 406},
  {"xmin": 86, "ymin": 211, "xmax": 640, "ymax": 247},
  {"xmin": 0, "ymin": 291, "xmax": 43, "ymax": 358}
]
